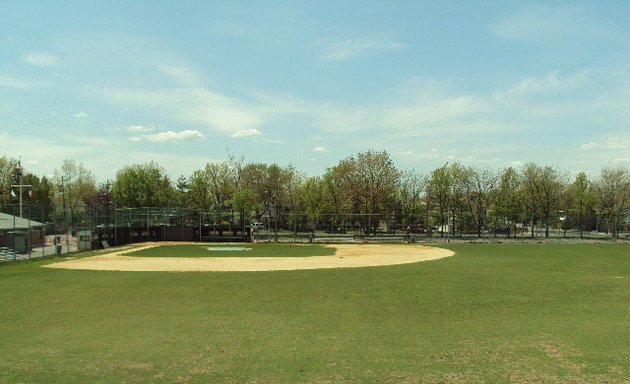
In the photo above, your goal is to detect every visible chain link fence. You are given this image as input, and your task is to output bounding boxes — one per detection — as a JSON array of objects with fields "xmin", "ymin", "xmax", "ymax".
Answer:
[
  {"xmin": 1, "ymin": 203, "xmax": 624, "ymax": 263},
  {"xmin": 0, "ymin": 203, "xmax": 77, "ymax": 262}
]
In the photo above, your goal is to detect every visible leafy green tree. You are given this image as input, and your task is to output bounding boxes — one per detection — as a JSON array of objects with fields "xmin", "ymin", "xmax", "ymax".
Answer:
[
  {"xmin": 398, "ymin": 169, "xmax": 425, "ymax": 228},
  {"xmin": 426, "ymin": 164, "xmax": 452, "ymax": 237},
  {"xmin": 327, "ymin": 151, "xmax": 400, "ymax": 234},
  {"xmin": 240, "ymin": 162, "xmax": 270, "ymax": 217},
  {"xmin": 174, "ymin": 175, "xmax": 190, "ymax": 208},
  {"xmin": 520, "ymin": 163, "xmax": 564, "ymax": 237},
  {"xmin": 229, "ymin": 188, "xmax": 259, "ymax": 229},
  {"xmin": 300, "ymin": 176, "xmax": 325, "ymax": 222},
  {"xmin": 22, "ymin": 173, "xmax": 53, "ymax": 221},
  {"xmin": 188, "ymin": 160, "xmax": 241, "ymax": 213},
  {"xmin": 0, "ymin": 157, "xmax": 52, "ymax": 220},
  {"xmin": 493, "ymin": 166, "xmax": 523, "ymax": 237},
  {"xmin": 356, "ymin": 150, "xmax": 400, "ymax": 220},
  {"xmin": 263, "ymin": 163, "xmax": 292, "ymax": 219},
  {"xmin": 323, "ymin": 159, "xmax": 355, "ymax": 218},
  {"xmin": 282, "ymin": 165, "xmax": 304, "ymax": 231},
  {"xmin": 112, "ymin": 162, "xmax": 175, "ymax": 207},
  {"xmin": 520, "ymin": 163, "xmax": 541, "ymax": 237},
  {"xmin": 449, "ymin": 162, "xmax": 473, "ymax": 236},
  {"xmin": 188, "ymin": 167, "xmax": 215, "ymax": 212},
  {"xmin": 593, "ymin": 167, "xmax": 630, "ymax": 238},
  {"xmin": 0, "ymin": 155, "xmax": 18, "ymax": 206},
  {"xmin": 538, "ymin": 166, "xmax": 565, "ymax": 237},
  {"xmin": 565, "ymin": 172, "xmax": 595, "ymax": 238}
]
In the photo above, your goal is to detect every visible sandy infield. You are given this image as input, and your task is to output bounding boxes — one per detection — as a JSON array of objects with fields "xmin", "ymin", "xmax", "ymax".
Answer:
[{"xmin": 44, "ymin": 243, "xmax": 454, "ymax": 272}]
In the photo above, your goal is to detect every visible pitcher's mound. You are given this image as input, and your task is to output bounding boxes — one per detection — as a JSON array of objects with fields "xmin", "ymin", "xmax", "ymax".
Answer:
[{"xmin": 44, "ymin": 243, "xmax": 454, "ymax": 272}]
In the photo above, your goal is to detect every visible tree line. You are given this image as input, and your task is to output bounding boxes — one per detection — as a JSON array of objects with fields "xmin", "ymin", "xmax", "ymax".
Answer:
[{"xmin": 1, "ymin": 152, "xmax": 629, "ymax": 238}]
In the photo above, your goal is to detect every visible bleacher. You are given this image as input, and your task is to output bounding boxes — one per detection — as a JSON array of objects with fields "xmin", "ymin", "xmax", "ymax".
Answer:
[{"xmin": 0, "ymin": 247, "xmax": 16, "ymax": 263}]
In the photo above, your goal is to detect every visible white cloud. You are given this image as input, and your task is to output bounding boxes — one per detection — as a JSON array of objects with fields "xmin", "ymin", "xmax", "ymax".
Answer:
[
  {"xmin": 22, "ymin": 52, "xmax": 58, "ymax": 67},
  {"xmin": 569, "ymin": 133, "xmax": 630, "ymax": 172},
  {"xmin": 130, "ymin": 129, "xmax": 205, "ymax": 142},
  {"xmin": 157, "ymin": 64, "xmax": 199, "ymax": 85},
  {"xmin": 605, "ymin": 135, "xmax": 630, "ymax": 150},
  {"xmin": 127, "ymin": 125, "xmax": 153, "ymax": 133},
  {"xmin": 74, "ymin": 112, "xmax": 89, "ymax": 119},
  {"xmin": 231, "ymin": 129, "xmax": 261, "ymax": 138},
  {"xmin": 319, "ymin": 38, "xmax": 405, "ymax": 61},
  {"xmin": 102, "ymin": 88, "xmax": 264, "ymax": 135},
  {"xmin": 0, "ymin": 75, "xmax": 47, "ymax": 89},
  {"xmin": 0, "ymin": 131, "xmax": 100, "ymax": 177},
  {"xmin": 581, "ymin": 142, "xmax": 599, "ymax": 150},
  {"xmin": 252, "ymin": 83, "xmax": 491, "ymax": 137},
  {"xmin": 312, "ymin": 146, "xmax": 327, "ymax": 153},
  {"xmin": 379, "ymin": 95, "xmax": 485, "ymax": 135},
  {"xmin": 495, "ymin": 70, "xmax": 591, "ymax": 100}
]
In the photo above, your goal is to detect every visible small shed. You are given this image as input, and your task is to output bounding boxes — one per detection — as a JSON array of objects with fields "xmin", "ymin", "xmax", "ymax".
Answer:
[
  {"xmin": 0, "ymin": 212, "xmax": 45, "ymax": 252},
  {"xmin": 77, "ymin": 230, "xmax": 93, "ymax": 251}
]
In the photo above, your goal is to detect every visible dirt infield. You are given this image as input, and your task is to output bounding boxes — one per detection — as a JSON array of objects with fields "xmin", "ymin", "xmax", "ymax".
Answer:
[{"xmin": 44, "ymin": 243, "xmax": 454, "ymax": 272}]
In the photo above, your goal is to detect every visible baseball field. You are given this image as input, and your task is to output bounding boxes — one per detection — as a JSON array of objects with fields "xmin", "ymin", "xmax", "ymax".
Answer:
[{"xmin": 0, "ymin": 243, "xmax": 628, "ymax": 383}]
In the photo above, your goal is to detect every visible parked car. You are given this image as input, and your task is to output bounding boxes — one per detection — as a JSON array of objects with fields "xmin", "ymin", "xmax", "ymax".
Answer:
[
  {"xmin": 250, "ymin": 222, "xmax": 265, "ymax": 230},
  {"xmin": 402, "ymin": 225, "xmax": 427, "ymax": 233},
  {"xmin": 494, "ymin": 226, "xmax": 510, "ymax": 234}
]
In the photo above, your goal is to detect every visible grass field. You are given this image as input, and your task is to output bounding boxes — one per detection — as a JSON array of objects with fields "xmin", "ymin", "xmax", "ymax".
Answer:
[
  {"xmin": 125, "ymin": 243, "xmax": 336, "ymax": 258},
  {"xmin": 0, "ymin": 243, "xmax": 628, "ymax": 383}
]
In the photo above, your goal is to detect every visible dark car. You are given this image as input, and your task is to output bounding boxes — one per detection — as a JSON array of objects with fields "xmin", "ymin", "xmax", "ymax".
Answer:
[{"xmin": 403, "ymin": 225, "xmax": 427, "ymax": 233}]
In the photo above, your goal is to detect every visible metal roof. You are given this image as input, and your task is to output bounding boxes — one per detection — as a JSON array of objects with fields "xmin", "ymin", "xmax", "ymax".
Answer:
[{"xmin": 0, "ymin": 212, "xmax": 44, "ymax": 230}]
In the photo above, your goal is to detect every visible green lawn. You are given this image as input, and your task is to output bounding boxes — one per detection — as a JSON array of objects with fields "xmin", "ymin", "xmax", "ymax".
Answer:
[
  {"xmin": 0, "ymin": 244, "xmax": 628, "ymax": 383},
  {"xmin": 125, "ymin": 243, "xmax": 336, "ymax": 258}
]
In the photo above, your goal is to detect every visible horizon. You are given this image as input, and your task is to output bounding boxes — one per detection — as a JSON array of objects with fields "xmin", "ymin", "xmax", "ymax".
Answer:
[{"xmin": 1, "ymin": 1, "xmax": 629, "ymax": 181}]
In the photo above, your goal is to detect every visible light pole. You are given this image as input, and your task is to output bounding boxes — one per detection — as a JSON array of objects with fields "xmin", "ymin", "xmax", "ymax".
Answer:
[{"xmin": 11, "ymin": 158, "xmax": 32, "ymax": 218}]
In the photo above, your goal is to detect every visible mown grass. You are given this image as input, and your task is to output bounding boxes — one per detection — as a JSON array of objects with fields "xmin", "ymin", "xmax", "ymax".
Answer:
[
  {"xmin": 125, "ymin": 243, "xmax": 336, "ymax": 257},
  {"xmin": 0, "ymin": 244, "xmax": 628, "ymax": 383}
]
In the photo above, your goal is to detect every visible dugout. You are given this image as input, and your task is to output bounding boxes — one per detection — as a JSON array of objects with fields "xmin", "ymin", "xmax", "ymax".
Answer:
[
  {"xmin": 4, "ymin": 232, "xmax": 28, "ymax": 253},
  {"xmin": 0, "ymin": 212, "xmax": 45, "ymax": 252}
]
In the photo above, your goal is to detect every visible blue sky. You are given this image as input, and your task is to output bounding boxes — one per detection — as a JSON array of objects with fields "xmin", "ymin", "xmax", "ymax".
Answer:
[{"xmin": 1, "ymin": 1, "xmax": 629, "ymax": 182}]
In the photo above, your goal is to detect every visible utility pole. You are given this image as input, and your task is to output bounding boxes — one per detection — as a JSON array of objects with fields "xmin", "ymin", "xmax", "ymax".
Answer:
[{"xmin": 11, "ymin": 158, "xmax": 32, "ymax": 218}]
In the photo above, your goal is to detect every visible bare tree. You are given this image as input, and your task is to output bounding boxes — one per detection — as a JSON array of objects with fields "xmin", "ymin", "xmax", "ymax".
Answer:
[
  {"xmin": 54, "ymin": 159, "xmax": 97, "ymax": 225},
  {"xmin": 398, "ymin": 169, "xmax": 425, "ymax": 227},
  {"xmin": 465, "ymin": 167, "xmax": 498, "ymax": 238}
]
